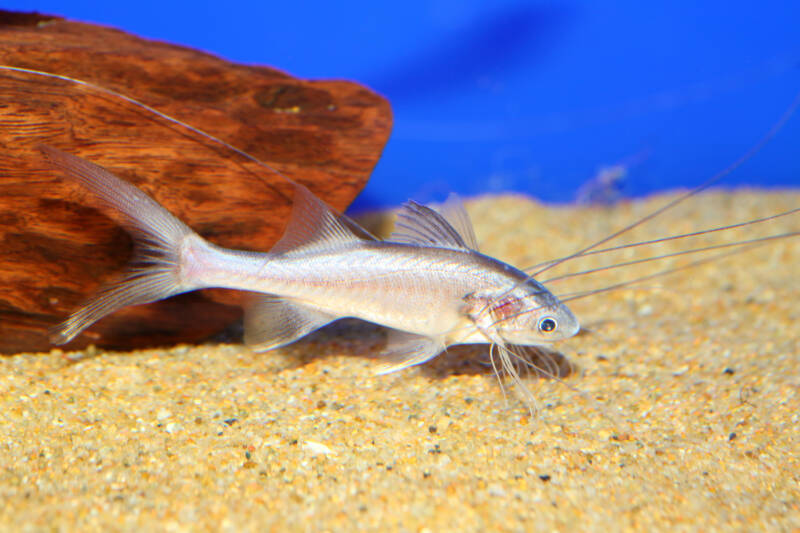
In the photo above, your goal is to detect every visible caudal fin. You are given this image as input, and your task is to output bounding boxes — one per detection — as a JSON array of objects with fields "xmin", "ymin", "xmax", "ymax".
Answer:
[{"xmin": 41, "ymin": 146, "xmax": 197, "ymax": 344}]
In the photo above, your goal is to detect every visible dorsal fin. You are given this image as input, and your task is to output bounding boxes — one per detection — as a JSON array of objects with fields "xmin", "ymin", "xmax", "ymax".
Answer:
[
  {"xmin": 438, "ymin": 193, "xmax": 479, "ymax": 250},
  {"xmin": 389, "ymin": 198, "xmax": 477, "ymax": 250},
  {"xmin": 270, "ymin": 183, "xmax": 373, "ymax": 256}
]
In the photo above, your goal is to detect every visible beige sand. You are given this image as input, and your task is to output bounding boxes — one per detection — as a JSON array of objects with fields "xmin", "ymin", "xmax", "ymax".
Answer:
[{"xmin": 1, "ymin": 190, "xmax": 798, "ymax": 532}]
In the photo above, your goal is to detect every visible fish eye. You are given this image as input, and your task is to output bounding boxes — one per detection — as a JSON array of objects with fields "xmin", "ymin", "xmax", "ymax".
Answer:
[{"xmin": 538, "ymin": 317, "xmax": 557, "ymax": 333}]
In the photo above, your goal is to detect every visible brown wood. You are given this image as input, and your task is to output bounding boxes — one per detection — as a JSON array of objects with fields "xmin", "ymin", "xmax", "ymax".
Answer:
[{"xmin": 0, "ymin": 10, "xmax": 393, "ymax": 353}]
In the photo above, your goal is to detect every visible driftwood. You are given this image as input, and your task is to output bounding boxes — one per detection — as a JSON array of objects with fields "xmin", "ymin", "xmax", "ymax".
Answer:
[{"xmin": 0, "ymin": 10, "xmax": 392, "ymax": 353}]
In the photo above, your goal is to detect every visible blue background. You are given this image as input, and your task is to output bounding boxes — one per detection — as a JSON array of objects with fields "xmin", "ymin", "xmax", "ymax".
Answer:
[{"xmin": 5, "ymin": 1, "xmax": 800, "ymax": 209}]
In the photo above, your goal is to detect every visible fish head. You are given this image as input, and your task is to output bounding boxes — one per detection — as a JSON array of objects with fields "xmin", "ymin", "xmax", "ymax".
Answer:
[{"xmin": 465, "ymin": 278, "xmax": 580, "ymax": 345}]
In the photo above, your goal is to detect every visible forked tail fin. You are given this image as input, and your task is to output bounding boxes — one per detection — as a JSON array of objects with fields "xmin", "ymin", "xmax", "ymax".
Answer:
[{"xmin": 41, "ymin": 146, "xmax": 199, "ymax": 344}]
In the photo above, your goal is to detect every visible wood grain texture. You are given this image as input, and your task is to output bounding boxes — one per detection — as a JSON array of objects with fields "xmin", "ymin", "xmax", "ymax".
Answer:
[{"xmin": 0, "ymin": 10, "xmax": 393, "ymax": 353}]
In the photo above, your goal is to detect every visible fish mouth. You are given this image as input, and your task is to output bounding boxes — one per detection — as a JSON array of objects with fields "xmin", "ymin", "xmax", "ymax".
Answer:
[{"xmin": 564, "ymin": 321, "xmax": 581, "ymax": 338}]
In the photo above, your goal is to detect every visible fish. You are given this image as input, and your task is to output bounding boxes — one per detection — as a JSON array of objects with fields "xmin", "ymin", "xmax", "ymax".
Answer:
[
  {"xmin": 3, "ymin": 65, "xmax": 798, "ymax": 413},
  {"xmin": 40, "ymin": 146, "xmax": 580, "ymax": 387}
]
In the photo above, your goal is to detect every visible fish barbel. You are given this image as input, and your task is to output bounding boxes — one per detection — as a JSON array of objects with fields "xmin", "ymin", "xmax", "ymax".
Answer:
[{"xmin": 42, "ymin": 146, "xmax": 579, "ymax": 375}]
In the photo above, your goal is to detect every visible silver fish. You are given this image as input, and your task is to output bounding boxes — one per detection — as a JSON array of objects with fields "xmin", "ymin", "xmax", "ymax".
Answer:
[{"xmin": 42, "ymin": 146, "xmax": 579, "ymax": 378}]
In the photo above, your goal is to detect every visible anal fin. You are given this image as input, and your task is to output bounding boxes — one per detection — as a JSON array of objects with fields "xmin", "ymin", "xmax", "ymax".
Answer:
[
  {"xmin": 244, "ymin": 294, "xmax": 338, "ymax": 352},
  {"xmin": 374, "ymin": 329, "xmax": 444, "ymax": 375}
]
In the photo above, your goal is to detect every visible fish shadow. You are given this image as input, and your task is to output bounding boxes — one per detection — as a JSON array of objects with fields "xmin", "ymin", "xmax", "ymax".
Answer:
[
  {"xmin": 209, "ymin": 318, "xmax": 576, "ymax": 380},
  {"xmin": 418, "ymin": 343, "xmax": 576, "ymax": 381}
]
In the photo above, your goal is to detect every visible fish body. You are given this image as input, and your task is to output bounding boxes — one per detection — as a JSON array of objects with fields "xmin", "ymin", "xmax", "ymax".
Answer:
[{"xmin": 43, "ymin": 147, "xmax": 578, "ymax": 373}]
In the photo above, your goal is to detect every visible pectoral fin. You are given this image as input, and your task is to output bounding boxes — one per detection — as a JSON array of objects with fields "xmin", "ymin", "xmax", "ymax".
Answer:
[
  {"xmin": 244, "ymin": 294, "xmax": 338, "ymax": 351},
  {"xmin": 374, "ymin": 330, "xmax": 445, "ymax": 375}
]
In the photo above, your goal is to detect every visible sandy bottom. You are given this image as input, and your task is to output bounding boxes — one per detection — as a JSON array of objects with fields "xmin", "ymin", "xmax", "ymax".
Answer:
[{"xmin": 1, "ymin": 190, "xmax": 798, "ymax": 532}]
